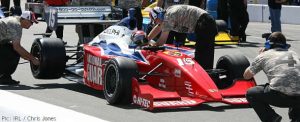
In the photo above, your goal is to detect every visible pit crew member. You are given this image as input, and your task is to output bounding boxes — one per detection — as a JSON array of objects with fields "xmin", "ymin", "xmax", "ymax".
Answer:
[
  {"xmin": 147, "ymin": 5, "xmax": 218, "ymax": 69},
  {"xmin": 115, "ymin": 0, "xmax": 143, "ymax": 30},
  {"xmin": 244, "ymin": 32, "xmax": 300, "ymax": 122},
  {"xmin": 0, "ymin": 11, "xmax": 40, "ymax": 85},
  {"xmin": 116, "ymin": 8, "xmax": 137, "ymax": 30},
  {"xmin": 156, "ymin": 0, "xmax": 189, "ymax": 45}
]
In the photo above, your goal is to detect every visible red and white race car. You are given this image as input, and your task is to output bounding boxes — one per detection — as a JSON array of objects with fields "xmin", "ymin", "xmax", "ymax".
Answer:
[{"xmin": 30, "ymin": 25, "xmax": 256, "ymax": 110}]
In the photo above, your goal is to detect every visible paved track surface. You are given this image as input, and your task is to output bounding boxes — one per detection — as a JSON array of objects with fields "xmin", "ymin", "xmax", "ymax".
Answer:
[{"xmin": 1, "ymin": 1, "xmax": 300, "ymax": 122}]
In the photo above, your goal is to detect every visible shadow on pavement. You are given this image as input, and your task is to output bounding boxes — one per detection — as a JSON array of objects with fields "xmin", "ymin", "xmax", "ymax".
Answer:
[
  {"xmin": 34, "ymin": 83, "xmax": 105, "ymax": 99},
  {"xmin": 0, "ymin": 84, "xmax": 44, "ymax": 90},
  {"xmin": 148, "ymin": 104, "xmax": 251, "ymax": 113},
  {"xmin": 237, "ymin": 41, "xmax": 263, "ymax": 48}
]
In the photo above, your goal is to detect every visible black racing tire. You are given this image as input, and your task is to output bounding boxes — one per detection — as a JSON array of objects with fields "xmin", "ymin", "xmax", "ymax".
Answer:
[
  {"xmin": 30, "ymin": 38, "xmax": 66, "ymax": 79},
  {"xmin": 215, "ymin": 54, "xmax": 250, "ymax": 89},
  {"xmin": 216, "ymin": 20, "xmax": 228, "ymax": 32},
  {"xmin": 104, "ymin": 57, "xmax": 138, "ymax": 105}
]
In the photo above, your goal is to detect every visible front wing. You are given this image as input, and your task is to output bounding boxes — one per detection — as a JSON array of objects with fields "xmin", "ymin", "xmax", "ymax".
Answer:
[{"xmin": 132, "ymin": 78, "xmax": 255, "ymax": 110}]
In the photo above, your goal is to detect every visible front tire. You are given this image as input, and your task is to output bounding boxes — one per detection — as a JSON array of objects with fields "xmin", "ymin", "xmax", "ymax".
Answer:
[
  {"xmin": 103, "ymin": 57, "xmax": 138, "ymax": 105},
  {"xmin": 30, "ymin": 38, "xmax": 66, "ymax": 79}
]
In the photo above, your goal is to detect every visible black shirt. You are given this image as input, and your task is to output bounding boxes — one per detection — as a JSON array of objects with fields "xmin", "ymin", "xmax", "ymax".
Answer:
[
  {"xmin": 228, "ymin": 0, "xmax": 246, "ymax": 11},
  {"xmin": 268, "ymin": 0, "xmax": 282, "ymax": 9}
]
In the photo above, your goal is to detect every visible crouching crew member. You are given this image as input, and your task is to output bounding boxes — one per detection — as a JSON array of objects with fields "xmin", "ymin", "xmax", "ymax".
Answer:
[
  {"xmin": 244, "ymin": 32, "xmax": 300, "ymax": 122},
  {"xmin": 0, "ymin": 11, "xmax": 40, "ymax": 85}
]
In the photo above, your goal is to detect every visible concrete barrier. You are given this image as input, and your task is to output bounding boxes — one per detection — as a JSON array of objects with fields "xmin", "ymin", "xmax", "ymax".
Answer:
[{"xmin": 248, "ymin": 4, "xmax": 300, "ymax": 24}]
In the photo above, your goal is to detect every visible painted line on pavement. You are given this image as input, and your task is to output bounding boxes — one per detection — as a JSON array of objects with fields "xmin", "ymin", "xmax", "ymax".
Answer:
[{"xmin": 0, "ymin": 90, "xmax": 108, "ymax": 122}]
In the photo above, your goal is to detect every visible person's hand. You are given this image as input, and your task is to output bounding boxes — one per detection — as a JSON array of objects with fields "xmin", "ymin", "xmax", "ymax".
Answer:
[
  {"xmin": 31, "ymin": 57, "xmax": 40, "ymax": 66},
  {"xmin": 148, "ymin": 39, "xmax": 157, "ymax": 46}
]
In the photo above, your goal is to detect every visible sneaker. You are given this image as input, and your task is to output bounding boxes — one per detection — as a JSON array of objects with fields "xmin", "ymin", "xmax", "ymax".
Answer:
[{"xmin": 0, "ymin": 78, "xmax": 20, "ymax": 85}]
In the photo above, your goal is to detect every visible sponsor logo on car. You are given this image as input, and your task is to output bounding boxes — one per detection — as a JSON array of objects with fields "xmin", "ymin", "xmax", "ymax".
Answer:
[
  {"xmin": 87, "ymin": 54, "xmax": 103, "ymax": 85},
  {"xmin": 184, "ymin": 81, "xmax": 194, "ymax": 96},
  {"xmin": 223, "ymin": 98, "xmax": 248, "ymax": 103},
  {"xmin": 174, "ymin": 69, "xmax": 181, "ymax": 78},
  {"xmin": 159, "ymin": 79, "xmax": 166, "ymax": 88},
  {"xmin": 133, "ymin": 95, "xmax": 150, "ymax": 108},
  {"xmin": 57, "ymin": 7, "xmax": 108, "ymax": 12},
  {"xmin": 154, "ymin": 100, "xmax": 197, "ymax": 107},
  {"xmin": 163, "ymin": 50, "xmax": 182, "ymax": 56},
  {"xmin": 103, "ymin": 28, "xmax": 121, "ymax": 36}
]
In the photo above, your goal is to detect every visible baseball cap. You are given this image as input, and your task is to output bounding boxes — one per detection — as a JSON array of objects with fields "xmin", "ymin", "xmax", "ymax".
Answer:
[
  {"xmin": 265, "ymin": 32, "xmax": 290, "ymax": 49},
  {"xmin": 21, "ymin": 11, "xmax": 38, "ymax": 24}
]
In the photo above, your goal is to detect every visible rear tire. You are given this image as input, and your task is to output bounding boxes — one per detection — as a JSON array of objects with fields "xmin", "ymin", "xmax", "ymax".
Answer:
[
  {"xmin": 30, "ymin": 38, "xmax": 66, "ymax": 79},
  {"xmin": 215, "ymin": 54, "xmax": 250, "ymax": 89},
  {"xmin": 103, "ymin": 57, "xmax": 138, "ymax": 105},
  {"xmin": 216, "ymin": 20, "xmax": 228, "ymax": 32}
]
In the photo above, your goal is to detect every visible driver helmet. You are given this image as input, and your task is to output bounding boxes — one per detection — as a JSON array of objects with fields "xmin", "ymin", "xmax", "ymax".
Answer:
[
  {"xmin": 149, "ymin": 7, "xmax": 165, "ymax": 21},
  {"xmin": 131, "ymin": 31, "xmax": 148, "ymax": 46}
]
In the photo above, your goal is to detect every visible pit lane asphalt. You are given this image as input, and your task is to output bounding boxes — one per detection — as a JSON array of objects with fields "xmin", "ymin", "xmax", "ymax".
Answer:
[{"xmin": 2, "ymin": 1, "xmax": 300, "ymax": 121}]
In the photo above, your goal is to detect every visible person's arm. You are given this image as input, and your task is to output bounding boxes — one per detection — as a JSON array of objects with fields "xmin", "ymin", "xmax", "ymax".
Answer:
[
  {"xmin": 12, "ymin": 40, "xmax": 40, "ymax": 65},
  {"xmin": 147, "ymin": 24, "xmax": 162, "ymax": 41},
  {"xmin": 243, "ymin": 67, "xmax": 255, "ymax": 80},
  {"xmin": 243, "ymin": 50, "xmax": 265, "ymax": 80},
  {"xmin": 156, "ymin": 31, "xmax": 169, "ymax": 46}
]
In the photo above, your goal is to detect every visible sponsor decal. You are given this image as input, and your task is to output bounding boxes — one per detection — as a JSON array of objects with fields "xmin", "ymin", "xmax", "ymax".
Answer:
[
  {"xmin": 163, "ymin": 50, "xmax": 182, "ymax": 56},
  {"xmin": 133, "ymin": 95, "xmax": 150, "ymax": 108},
  {"xmin": 184, "ymin": 81, "xmax": 194, "ymax": 96},
  {"xmin": 174, "ymin": 69, "xmax": 181, "ymax": 78},
  {"xmin": 159, "ymin": 79, "xmax": 166, "ymax": 88},
  {"xmin": 87, "ymin": 54, "xmax": 102, "ymax": 85},
  {"xmin": 154, "ymin": 100, "xmax": 197, "ymax": 107},
  {"xmin": 224, "ymin": 98, "xmax": 248, "ymax": 103},
  {"xmin": 57, "ymin": 7, "xmax": 108, "ymax": 12},
  {"xmin": 103, "ymin": 28, "xmax": 121, "ymax": 36}
]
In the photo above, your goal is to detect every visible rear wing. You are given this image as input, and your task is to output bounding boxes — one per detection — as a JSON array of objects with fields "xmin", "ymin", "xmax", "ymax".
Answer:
[
  {"xmin": 25, "ymin": 2, "xmax": 121, "ymax": 30},
  {"xmin": 44, "ymin": 6, "xmax": 121, "ymax": 30}
]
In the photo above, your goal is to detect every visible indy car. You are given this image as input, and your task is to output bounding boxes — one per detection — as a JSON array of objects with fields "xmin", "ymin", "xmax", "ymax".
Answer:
[{"xmin": 30, "ymin": 24, "xmax": 256, "ymax": 110}]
